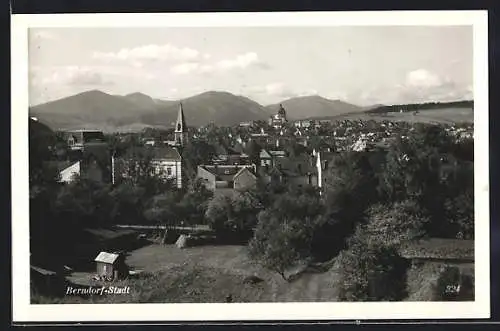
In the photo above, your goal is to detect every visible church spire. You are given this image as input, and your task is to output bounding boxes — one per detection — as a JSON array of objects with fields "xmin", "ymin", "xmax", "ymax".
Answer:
[
  {"xmin": 175, "ymin": 102, "xmax": 188, "ymax": 146},
  {"xmin": 175, "ymin": 102, "xmax": 187, "ymax": 133}
]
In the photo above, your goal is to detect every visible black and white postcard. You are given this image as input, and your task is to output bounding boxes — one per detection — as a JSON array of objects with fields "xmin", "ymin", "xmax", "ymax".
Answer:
[{"xmin": 11, "ymin": 10, "xmax": 490, "ymax": 322}]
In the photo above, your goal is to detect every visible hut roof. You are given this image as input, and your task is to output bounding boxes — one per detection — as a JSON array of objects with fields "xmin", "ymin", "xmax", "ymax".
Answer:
[
  {"xmin": 94, "ymin": 252, "xmax": 120, "ymax": 264},
  {"xmin": 30, "ymin": 265, "xmax": 57, "ymax": 276}
]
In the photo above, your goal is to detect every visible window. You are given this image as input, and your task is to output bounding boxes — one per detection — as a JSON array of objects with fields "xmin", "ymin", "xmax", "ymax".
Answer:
[{"xmin": 167, "ymin": 167, "xmax": 172, "ymax": 176}]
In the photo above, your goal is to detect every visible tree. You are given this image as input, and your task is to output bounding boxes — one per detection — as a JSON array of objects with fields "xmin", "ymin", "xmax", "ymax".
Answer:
[
  {"xmin": 337, "ymin": 227, "xmax": 408, "ymax": 301},
  {"xmin": 54, "ymin": 176, "xmax": 114, "ymax": 227},
  {"xmin": 182, "ymin": 141, "xmax": 216, "ymax": 177},
  {"xmin": 143, "ymin": 191, "xmax": 182, "ymax": 228},
  {"xmin": 247, "ymin": 189, "xmax": 323, "ymax": 280},
  {"xmin": 365, "ymin": 200, "xmax": 430, "ymax": 246},
  {"xmin": 205, "ymin": 190, "xmax": 262, "ymax": 241},
  {"xmin": 378, "ymin": 125, "xmax": 451, "ymax": 202},
  {"xmin": 119, "ymin": 147, "xmax": 174, "ymax": 197},
  {"xmin": 110, "ymin": 182, "xmax": 146, "ymax": 224},
  {"xmin": 245, "ymin": 139, "xmax": 262, "ymax": 167},
  {"xmin": 444, "ymin": 188, "xmax": 474, "ymax": 239},
  {"xmin": 322, "ymin": 151, "xmax": 379, "ymax": 252},
  {"xmin": 177, "ymin": 178, "xmax": 213, "ymax": 226}
]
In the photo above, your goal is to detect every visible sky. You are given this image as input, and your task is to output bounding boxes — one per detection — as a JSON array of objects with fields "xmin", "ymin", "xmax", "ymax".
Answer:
[{"xmin": 28, "ymin": 26, "xmax": 473, "ymax": 107}]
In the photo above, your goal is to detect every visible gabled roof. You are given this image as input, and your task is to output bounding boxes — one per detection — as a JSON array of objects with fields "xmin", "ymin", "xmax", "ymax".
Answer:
[
  {"xmin": 94, "ymin": 251, "xmax": 120, "ymax": 264},
  {"xmin": 260, "ymin": 149, "xmax": 272, "ymax": 159},
  {"xmin": 234, "ymin": 166, "xmax": 257, "ymax": 180},
  {"xmin": 200, "ymin": 165, "xmax": 254, "ymax": 181}
]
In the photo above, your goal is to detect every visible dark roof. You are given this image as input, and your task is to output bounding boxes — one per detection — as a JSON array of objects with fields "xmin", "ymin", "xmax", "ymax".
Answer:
[
  {"xmin": 398, "ymin": 238, "xmax": 474, "ymax": 260},
  {"xmin": 273, "ymin": 155, "xmax": 315, "ymax": 177}
]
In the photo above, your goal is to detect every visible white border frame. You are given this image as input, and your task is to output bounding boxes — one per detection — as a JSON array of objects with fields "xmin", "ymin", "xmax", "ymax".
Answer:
[{"xmin": 11, "ymin": 11, "xmax": 490, "ymax": 322}]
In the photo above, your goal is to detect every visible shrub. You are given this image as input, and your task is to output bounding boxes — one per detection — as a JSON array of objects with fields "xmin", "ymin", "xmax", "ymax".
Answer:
[
  {"xmin": 337, "ymin": 228, "xmax": 408, "ymax": 301},
  {"xmin": 366, "ymin": 200, "xmax": 430, "ymax": 245}
]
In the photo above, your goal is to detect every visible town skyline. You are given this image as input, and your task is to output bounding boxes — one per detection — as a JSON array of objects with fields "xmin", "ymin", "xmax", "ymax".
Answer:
[{"xmin": 29, "ymin": 26, "xmax": 473, "ymax": 107}]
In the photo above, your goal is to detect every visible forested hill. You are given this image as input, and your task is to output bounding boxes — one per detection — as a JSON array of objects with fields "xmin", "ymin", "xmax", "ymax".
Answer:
[{"xmin": 366, "ymin": 100, "xmax": 473, "ymax": 114}]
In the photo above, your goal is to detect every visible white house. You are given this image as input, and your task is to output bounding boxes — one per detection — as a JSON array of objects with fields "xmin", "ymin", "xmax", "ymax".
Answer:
[{"xmin": 112, "ymin": 146, "xmax": 183, "ymax": 188}]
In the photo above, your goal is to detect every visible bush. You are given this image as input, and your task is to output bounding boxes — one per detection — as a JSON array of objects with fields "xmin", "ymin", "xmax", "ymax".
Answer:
[
  {"xmin": 366, "ymin": 200, "xmax": 430, "ymax": 245},
  {"xmin": 337, "ymin": 228, "xmax": 408, "ymax": 301}
]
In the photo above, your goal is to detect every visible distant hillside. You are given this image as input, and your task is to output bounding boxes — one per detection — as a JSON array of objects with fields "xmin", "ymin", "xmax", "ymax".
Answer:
[
  {"xmin": 366, "ymin": 100, "xmax": 473, "ymax": 114},
  {"xmin": 29, "ymin": 90, "xmax": 269, "ymax": 131},
  {"xmin": 29, "ymin": 90, "xmax": 160, "ymax": 131},
  {"xmin": 141, "ymin": 91, "xmax": 269, "ymax": 127},
  {"xmin": 266, "ymin": 96, "xmax": 363, "ymax": 120},
  {"xmin": 119, "ymin": 92, "xmax": 178, "ymax": 109}
]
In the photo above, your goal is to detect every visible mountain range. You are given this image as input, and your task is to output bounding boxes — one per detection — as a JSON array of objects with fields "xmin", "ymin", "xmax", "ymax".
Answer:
[
  {"xmin": 29, "ymin": 89, "xmax": 473, "ymax": 132},
  {"xmin": 29, "ymin": 90, "xmax": 372, "ymax": 131}
]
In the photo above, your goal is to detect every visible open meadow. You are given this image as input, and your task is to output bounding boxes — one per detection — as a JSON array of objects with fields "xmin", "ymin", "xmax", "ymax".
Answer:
[{"xmin": 333, "ymin": 107, "xmax": 474, "ymax": 124}]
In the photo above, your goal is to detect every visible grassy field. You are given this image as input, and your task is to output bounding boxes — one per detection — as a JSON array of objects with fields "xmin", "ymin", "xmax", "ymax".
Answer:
[
  {"xmin": 49, "ymin": 243, "xmax": 340, "ymax": 303},
  {"xmin": 333, "ymin": 107, "xmax": 474, "ymax": 124}
]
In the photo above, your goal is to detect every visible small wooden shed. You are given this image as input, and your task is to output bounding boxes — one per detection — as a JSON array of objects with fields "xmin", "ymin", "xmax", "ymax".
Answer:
[{"xmin": 94, "ymin": 251, "xmax": 128, "ymax": 280}]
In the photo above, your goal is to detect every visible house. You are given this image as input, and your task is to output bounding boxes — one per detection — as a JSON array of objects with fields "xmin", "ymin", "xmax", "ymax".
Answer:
[
  {"xmin": 259, "ymin": 149, "xmax": 273, "ymax": 167},
  {"xmin": 63, "ymin": 129, "xmax": 106, "ymax": 152},
  {"xmin": 260, "ymin": 154, "xmax": 317, "ymax": 188},
  {"xmin": 112, "ymin": 146, "xmax": 183, "ymax": 188},
  {"xmin": 197, "ymin": 164, "xmax": 257, "ymax": 192},
  {"xmin": 94, "ymin": 251, "xmax": 128, "ymax": 280}
]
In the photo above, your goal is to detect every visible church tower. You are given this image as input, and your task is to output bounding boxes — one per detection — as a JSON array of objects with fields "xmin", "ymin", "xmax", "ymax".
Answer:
[{"xmin": 174, "ymin": 102, "xmax": 188, "ymax": 147}]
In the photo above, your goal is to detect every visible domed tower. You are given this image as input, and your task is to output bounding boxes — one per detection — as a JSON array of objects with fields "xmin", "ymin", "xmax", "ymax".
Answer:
[{"xmin": 278, "ymin": 103, "xmax": 287, "ymax": 122}]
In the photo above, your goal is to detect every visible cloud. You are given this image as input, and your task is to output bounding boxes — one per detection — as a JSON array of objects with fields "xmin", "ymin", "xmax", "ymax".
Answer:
[
  {"xmin": 405, "ymin": 69, "xmax": 443, "ymax": 88},
  {"xmin": 169, "ymin": 52, "xmax": 269, "ymax": 75},
  {"xmin": 353, "ymin": 69, "xmax": 472, "ymax": 105},
  {"xmin": 92, "ymin": 43, "xmax": 201, "ymax": 64},
  {"xmin": 36, "ymin": 66, "xmax": 114, "ymax": 87},
  {"xmin": 215, "ymin": 52, "xmax": 264, "ymax": 70},
  {"xmin": 170, "ymin": 62, "xmax": 200, "ymax": 75}
]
